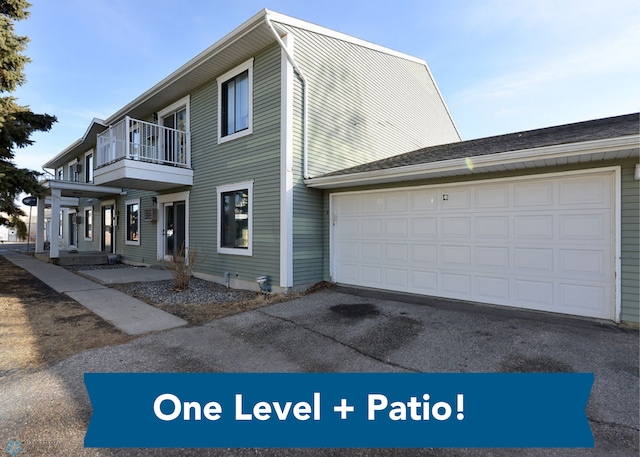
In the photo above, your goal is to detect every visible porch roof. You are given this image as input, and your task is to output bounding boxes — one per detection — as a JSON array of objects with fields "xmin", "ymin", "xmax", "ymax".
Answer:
[{"xmin": 44, "ymin": 180, "xmax": 122, "ymax": 199}]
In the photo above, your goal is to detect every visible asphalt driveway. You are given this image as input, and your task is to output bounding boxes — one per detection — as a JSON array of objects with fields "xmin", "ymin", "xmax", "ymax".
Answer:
[{"xmin": 1, "ymin": 287, "xmax": 638, "ymax": 456}]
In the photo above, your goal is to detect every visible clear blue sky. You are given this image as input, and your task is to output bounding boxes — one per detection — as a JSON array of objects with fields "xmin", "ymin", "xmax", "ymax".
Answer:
[{"xmin": 12, "ymin": 0, "xmax": 640, "ymax": 172}]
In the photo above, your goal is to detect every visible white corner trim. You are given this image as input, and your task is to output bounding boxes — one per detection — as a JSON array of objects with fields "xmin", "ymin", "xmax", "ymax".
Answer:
[
  {"xmin": 614, "ymin": 166, "xmax": 622, "ymax": 323},
  {"xmin": 280, "ymin": 34, "xmax": 295, "ymax": 288}
]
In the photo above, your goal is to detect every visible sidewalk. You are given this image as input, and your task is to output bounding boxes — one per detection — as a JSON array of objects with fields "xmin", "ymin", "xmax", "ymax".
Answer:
[{"xmin": 2, "ymin": 251, "xmax": 187, "ymax": 335}]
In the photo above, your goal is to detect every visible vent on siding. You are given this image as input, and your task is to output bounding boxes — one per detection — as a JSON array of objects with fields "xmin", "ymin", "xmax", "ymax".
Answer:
[{"xmin": 144, "ymin": 208, "xmax": 158, "ymax": 222}]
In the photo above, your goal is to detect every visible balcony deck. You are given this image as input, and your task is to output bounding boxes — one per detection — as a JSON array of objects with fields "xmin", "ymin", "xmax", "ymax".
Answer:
[{"xmin": 94, "ymin": 116, "xmax": 192, "ymax": 190}]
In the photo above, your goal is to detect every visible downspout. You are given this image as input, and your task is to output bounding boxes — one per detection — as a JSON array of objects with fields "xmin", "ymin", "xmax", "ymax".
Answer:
[{"xmin": 265, "ymin": 13, "xmax": 310, "ymax": 179}]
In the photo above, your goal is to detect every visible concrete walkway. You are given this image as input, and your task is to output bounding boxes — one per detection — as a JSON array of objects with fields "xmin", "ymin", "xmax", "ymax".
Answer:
[{"xmin": 2, "ymin": 252, "xmax": 187, "ymax": 335}]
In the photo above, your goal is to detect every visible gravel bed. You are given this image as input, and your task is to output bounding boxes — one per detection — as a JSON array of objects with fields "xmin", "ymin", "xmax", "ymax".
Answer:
[{"xmin": 111, "ymin": 278, "xmax": 257, "ymax": 307}]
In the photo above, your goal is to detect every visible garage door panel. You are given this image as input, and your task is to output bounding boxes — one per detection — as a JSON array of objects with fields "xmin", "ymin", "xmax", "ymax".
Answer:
[
  {"xmin": 361, "ymin": 265, "xmax": 382, "ymax": 284},
  {"xmin": 515, "ymin": 215, "xmax": 554, "ymax": 239},
  {"xmin": 558, "ymin": 283, "xmax": 608, "ymax": 314},
  {"xmin": 476, "ymin": 246, "xmax": 509, "ymax": 270},
  {"xmin": 559, "ymin": 249, "xmax": 607, "ymax": 277},
  {"xmin": 386, "ymin": 244, "xmax": 409, "ymax": 262},
  {"xmin": 411, "ymin": 218, "xmax": 437, "ymax": 237},
  {"xmin": 560, "ymin": 214, "xmax": 605, "ymax": 240},
  {"xmin": 476, "ymin": 276, "xmax": 510, "ymax": 300},
  {"xmin": 441, "ymin": 189, "xmax": 471, "ymax": 209},
  {"xmin": 476, "ymin": 216, "xmax": 509, "ymax": 238},
  {"xmin": 514, "ymin": 279, "xmax": 554, "ymax": 307},
  {"xmin": 361, "ymin": 219, "xmax": 383, "ymax": 237},
  {"xmin": 333, "ymin": 170, "xmax": 615, "ymax": 320},
  {"xmin": 361, "ymin": 194, "xmax": 384, "ymax": 213},
  {"xmin": 338, "ymin": 240, "xmax": 359, "ymax": 260},
  {"xmin": 385, "ymin": 192, "xmax": 409, "ymax": 212},
  {"xmin": 514, "ymin": 182, "xmax": 553, "ymax": 207},
  {"xmin": 339, "ymin": 219, "xmax": 359, "ymax": 237},
  {"xmin": 411, "ymin": 191, "xmax": 437, "ymax": 210},
  {"xmin": 411, "ymin": 270, "xmax": 438, "ymax": 291},
  {"xmin": 476, "ymin": 186, "xmax": 509, "ymax": 208},
  {"xmin": 442, "ymin": 217, "xmax": 471, "ymax": 238},
  {"xmin": 442, "ymin": 245, "xmax": 471, "ymax": 266},
  {"xmin": 385, "ymin": 219, "xmax": 408, "ymax": 236},
  {"xmin": 514, "ymin": 248, "xmax": 554, "ymax": 273},
  {"xmin": 337, "ymin": 263, "xmax": 359, "ymax": 282},
  {"xmin": 559, "ymin": 176, "xmax": 609, "ymax": 206},
  {"xmin": 412, "ymin": 244, "xmax": 437, "ymax": 264},
  {"xmin": 385, "ymin": 268, "xmax": 409, "ymax": 287},
  {"xmin": 361, "ymin": 242, "xmax": 382, "ymax": 261}
]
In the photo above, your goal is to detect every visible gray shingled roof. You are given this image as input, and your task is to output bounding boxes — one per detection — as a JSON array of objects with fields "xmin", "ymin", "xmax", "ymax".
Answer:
[{"xmin": 319, "ymin": 113, "xmax": 639, "ymax": 178}]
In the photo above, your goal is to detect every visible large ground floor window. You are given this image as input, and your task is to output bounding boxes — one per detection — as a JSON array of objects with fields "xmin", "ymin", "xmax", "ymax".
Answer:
[{"xmin": 217, "ymin": 181, "xmax": 253, "ymax": 256}]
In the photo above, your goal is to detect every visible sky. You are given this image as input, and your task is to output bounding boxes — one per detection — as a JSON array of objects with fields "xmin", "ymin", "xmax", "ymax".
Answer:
[{"xmin": 9, "ymin": 0, "xmax": 640, "ymax": 174}]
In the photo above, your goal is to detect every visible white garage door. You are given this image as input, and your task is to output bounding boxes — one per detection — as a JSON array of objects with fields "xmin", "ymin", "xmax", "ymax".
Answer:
[{"xmin": 331, "ymin": 170, "xmax": 616, "ymax": 319}]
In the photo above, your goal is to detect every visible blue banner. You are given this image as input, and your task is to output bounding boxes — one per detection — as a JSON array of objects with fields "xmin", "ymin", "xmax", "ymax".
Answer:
[{"xmin": 85, "ymin": 373, "xmax": 593, "ymax": 448}]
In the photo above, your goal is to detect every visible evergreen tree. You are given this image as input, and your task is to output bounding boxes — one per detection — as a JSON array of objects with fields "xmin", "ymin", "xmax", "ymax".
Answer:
[{"xmin": 0, "ymin": 0, "xmax": 56, "ymax": 228}]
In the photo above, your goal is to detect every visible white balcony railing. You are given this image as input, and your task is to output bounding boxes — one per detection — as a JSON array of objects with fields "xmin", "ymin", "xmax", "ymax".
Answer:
[{"xmin": 96, "ymin": 116, "xmax": 190, "ymax": 169}]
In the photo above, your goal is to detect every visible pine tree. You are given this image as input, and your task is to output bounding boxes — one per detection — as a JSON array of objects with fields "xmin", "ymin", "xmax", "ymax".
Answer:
[{"xmin": 0, "ymin": 0, "xmax": 56, "ymax": 228}]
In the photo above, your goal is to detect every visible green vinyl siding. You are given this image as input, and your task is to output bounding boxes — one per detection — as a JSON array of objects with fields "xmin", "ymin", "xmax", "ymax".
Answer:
[
  {"xmin": 189, "ymin": 43, "xmax": 282, "ymax": 286},
  {"xmin": 275, "ymin": 22, "xmax": 460, "ymax": 179},
  {"xmin": 116, "ymin": 189, "xmax": 158, "ymax": 264},
  {"xmin": 620, "ymin": 162, "xmax": 639, "ymax": 324}
]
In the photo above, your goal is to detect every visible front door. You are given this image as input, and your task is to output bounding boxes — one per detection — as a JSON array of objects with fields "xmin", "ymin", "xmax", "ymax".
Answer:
[
  {"xmin": 163, "ymin": 201, "xmax": 185, "ymax": 260},
  {"xmin": 68, "ymin": 213, "xmax": 77, "ymax": 247},
  {"xmin": 102, "ymin": 205, "xmax": 114, "ymax": 253}
]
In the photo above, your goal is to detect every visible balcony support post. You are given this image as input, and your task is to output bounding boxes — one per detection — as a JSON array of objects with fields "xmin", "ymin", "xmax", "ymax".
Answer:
[{"xmin": 125, "ymin": 116, "xmax": 130, "ymax": 160}]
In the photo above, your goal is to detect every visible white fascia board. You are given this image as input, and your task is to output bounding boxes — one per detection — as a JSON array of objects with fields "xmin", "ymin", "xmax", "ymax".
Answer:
[
  {"xmin": 305, "ymin": 135, "xmax": 640, "ymax": 189},
  {"xmin": 266, "ymin": 10, "xmax": 427, "ymax": 65}
]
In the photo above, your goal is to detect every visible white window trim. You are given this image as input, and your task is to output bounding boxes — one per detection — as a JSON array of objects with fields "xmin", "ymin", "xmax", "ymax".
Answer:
[
  {"xmin": 125, "ymin": 198, "xmax": 141, "ymax": 246},
  {"xmin": 216, "ymin": 180, "xmax": 253, "ymax": 256},
  {"xmin": 83, "ymin": 206, "xmax": 93, "ymax": 241},
  {"xmin": 217, "ymin": 58, "xmax": 254, "ymax": 144},
  {"xmin": 67, "ymin": 159, "xmax": 77, "ymax": 182},
  {"xmin": 157, "ymin": 95, "xmax": 191, "ymax": 126}
]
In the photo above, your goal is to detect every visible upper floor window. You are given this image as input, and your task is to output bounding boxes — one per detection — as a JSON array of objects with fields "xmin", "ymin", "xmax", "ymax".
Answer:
[{"xmin": 217, "ymin": 59, "xmax": 253, "ymax": 144}]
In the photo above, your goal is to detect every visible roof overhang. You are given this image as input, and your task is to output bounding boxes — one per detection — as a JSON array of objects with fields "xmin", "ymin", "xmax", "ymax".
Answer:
[
  {"xmin": 43, "ymin": 119, "xmax": 107, "ymax": 170},
  {"xmin": 104, "ymin": 9, "xmax": 281, "ymax": 126},
  {"xmin": 305, "ymin": 135, "xmax": 640, "ymax": 189}
]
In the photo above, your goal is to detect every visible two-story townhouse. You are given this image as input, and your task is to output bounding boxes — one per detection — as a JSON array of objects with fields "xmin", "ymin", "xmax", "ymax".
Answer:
[
  {"xmin": 34, "ymin": 10, "xmax": 640, "ymax": 327},
  {"xmin": 35, "ymin": 9, "xmax": 460, "ymax": 290}
]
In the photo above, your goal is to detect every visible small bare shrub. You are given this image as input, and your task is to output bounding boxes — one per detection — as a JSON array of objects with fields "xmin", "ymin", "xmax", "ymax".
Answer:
[{"xmin": 164, "ymin": 244, "xmax": 202, "ymax": 291}]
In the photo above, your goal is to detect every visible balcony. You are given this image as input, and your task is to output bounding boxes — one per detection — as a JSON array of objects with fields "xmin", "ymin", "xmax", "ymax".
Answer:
[{"xmin": 94, "ymin": 117, "xmax": 193, "ymax": 191}]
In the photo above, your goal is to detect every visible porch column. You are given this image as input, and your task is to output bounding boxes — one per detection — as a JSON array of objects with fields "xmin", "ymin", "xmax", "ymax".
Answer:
[
  {"xmin": 50, "ymin": 188, "xmax": 61, "ymax": 259},
  {"xmin": 35, "ymin": 196, "xmax": 45, "ymax": 253}
]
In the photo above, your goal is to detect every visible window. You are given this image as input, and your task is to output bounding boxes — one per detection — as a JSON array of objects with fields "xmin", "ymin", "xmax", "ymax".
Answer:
[
  {"xmin": 217, "ymin": 181, "xmax": 253, "ymax": 256},
  {"xmin": 125, "ymin": 199, "xmax": 140, "ymax": 245},
  {"xmin": 158, "ymin": 96, "xmax": 190, "ymax": 165},
  {"xmin": 85, "ymin": 153, "xmax": 93, "ymax": 183},
  {"xmin": 56, "ymin": 168, "xmax": 63, "ymax": 180},
  {"xmin": 217, "ymin": 59, "xmax": 253, "ymax": 143},
  {"xmin": 84, "ymin": 207, "xmax": 93, "ymax": 240}
]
